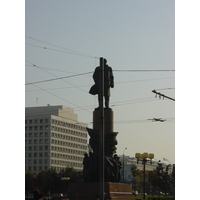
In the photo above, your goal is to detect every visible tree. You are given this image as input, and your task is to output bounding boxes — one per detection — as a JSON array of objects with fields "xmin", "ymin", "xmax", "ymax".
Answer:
[
  {"xmin": 131, "ymin": 164, "xmax": 141, "ymax": 193},
  {"xmin": 25, "ymin": 171, "xmax": 37, "ymax": 194}
]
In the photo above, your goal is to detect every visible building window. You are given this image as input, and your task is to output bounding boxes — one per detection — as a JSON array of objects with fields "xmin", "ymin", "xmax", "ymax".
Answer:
[
  {"xmin": 34, "ymin": 153, "xmax": 37, "ymax": 157},
  {"xmin": 29, "ymin": 126, "xmax": 32, "ymax": 131},
  {"xmin": 34, "ymin": 146, "xmax": 37, "ymax": 151},
  {"xmin": 34, "ymin": 119, "xmax": 38, "ymax": 124},
  {"xmin": 29, "ymin": 140, "xmax": 32, "ymax": 144},
  {"xmin": 28, "ymin": 146, "xmax": 32, "ymax": 151},
  {"xmin": 45, "ymin": 126, "xmax": 49, "ymax": 130},
  {"xmin": 34, "ymin": 159, "xmax": 37, "ymax": 164},
  {"xmin": 40, "ymin": 119, "xmax": 43, "ymax": 123},
  {"xmin": 39, "ymin": 146, "xmax": 43, "ymax": 151},
  {"xmin": 29, "ymin": 133, "xmax": 32, "ymax": 137},
  {"xmin": 29, "ymin": 120, "xmax": 32, "ymax": 124},
  {"xmin": 39, "ymin": 153, "xmax": 43, "ymax": 157},
  {"xmin": 45, "ymin": 119, "xmax": 48, "ymax": 123},
  {"xmin": 34, "ymin": 166, "xmax": 37, "ymax": 171},
  {"xmin": 39, "ymin": 139, "xmax": 43, "ymax": 144},
  {"xmin": 45, "ymin": 146, "xmax": 48, "ymax": 150},
  {"xmin": 34, "ymin": 126, "xmax": 38, "ymax": 131},
  {"xmin": 34, "ymin": 139, "xmax": 37, "ymax": 144},
  {"xmin": 34, "ymin": 133, "xmax": 37, "ymax": 137},
  {"xmin": 45, "ymin": 132, "xmax": 48, "ymax": 137},
  {"xmin": 40, "ymin": 132, "xmax": 43, "ymax": 137},
  {"xmin": 39, "ymin": 166, "xmax": 42, "ymax": 171}
]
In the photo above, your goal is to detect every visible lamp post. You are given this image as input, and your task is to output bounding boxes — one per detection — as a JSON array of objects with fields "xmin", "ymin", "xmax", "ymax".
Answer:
[
  {"xmin": 135, "ymin": 152, "xmax": 154, "ymax": 200},
  {"xmin": 123, "ymin": 147, "xmax": 127, "ymax": 183}
]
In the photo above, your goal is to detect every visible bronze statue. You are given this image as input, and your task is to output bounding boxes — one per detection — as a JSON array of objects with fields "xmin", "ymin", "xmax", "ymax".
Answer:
[{"xmin": 89, "ymin": 59, "xmax": 114, "ymax": 108}]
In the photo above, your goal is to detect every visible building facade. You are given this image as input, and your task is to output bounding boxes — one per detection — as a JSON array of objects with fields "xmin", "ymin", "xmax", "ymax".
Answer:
[{"xmin": 25, "ymin": 105, "xmax": 88, "ymax": 174}]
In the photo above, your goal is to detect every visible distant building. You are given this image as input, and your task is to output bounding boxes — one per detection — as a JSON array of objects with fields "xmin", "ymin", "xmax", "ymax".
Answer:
[
  {"xmin": 119, "ymin": 155, "xmax": 157, "ymax": 183},
  {"xmin": 25, "ymin": 105, "xmax": 88, "ymax": 174}
]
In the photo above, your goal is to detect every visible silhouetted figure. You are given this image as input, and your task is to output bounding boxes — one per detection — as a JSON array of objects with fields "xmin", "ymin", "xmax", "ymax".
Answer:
[{"xmin": 89, "ymin": 59, "xmax": 114, "ymax": 108}]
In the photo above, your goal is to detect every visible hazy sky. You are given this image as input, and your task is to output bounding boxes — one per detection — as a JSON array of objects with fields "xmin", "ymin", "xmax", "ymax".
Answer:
[{"xmin": 25, "ymin": 0, "xmax": 175, "ymax": 164}]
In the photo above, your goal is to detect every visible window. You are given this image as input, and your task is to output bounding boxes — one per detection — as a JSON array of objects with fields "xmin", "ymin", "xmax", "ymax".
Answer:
[
  {"xmin": 45, "ymin": 132, "xmax": 48, "ymax": 137},
  {"xmin": 34, "ymin": 133, "xmax": 38, "ymax": 137},
  {"xmin": 40, "ymin": 132, "xmax": 43, "ymax": 137},
  {"xmin": 39, "ymin": 159, "xmax": 42, "ymax": 164},
  {"xmin": 34, "ymin": 153, "xmax": 37, "ymax": 157},
  {"xmin": 40, "ymin": 119, "xmax": 43, "ymax": 123},
  {"xmin": 45, "ymin": 152, "xmax": 49, "ymax": 157},
  {"xmin": 45, "ymin": 126, "xmax": 49, "ymax": 130},
  {"xmin": 29, "ymin": 133, "xmax": 32, "ymax": 137},
  {"xmin": 39, "ymin": 146, "xmax": 43, "ymax": 151},
  {"xmin": 34, "ymin": 166, "xmax": 37, "ymax": 171},
  {"xmin": 45, "ymin": 146, "xmax": 48, "ymax": 150},
  {"xmin": 39, "ymin": 139, "xmax": 43, "ymax": 144},
  {"xmin": 29, "ymin": 120, "xmax": 32, "ymax": 124},
  {"xmin": 45, "ymin": 119, "xmax": 48, "ymax": 123},
  {"xmin": 40, "ymin": 126, "xmax": 43, "ymax": 130},
  {"xmin": 34, "ymin": 139, "xmax": 37, "ymax": 144},
  {"xmin": 39, "ymin": 153, "xmax": 43, "ymax": 157},
  {"xmin": 34, "ymin": 159, "xmax": 37, "ymax": 164},
  {"xmin": 34, "ymin": 126, "xmax": 38, "ymax": 131},
  {"xmin": 34, "ymin": 146, "xmax": 37, "ymax": 151},
  {"xmin": 28, "ymin": 146, "xmax": 32, "ymax": 151},
  {"xmin": 29, "ymin": 140, "xmax": 32, "ymax": 144},
  {"xmin": 29, "ymin": 126, "xmax": 32, "ymax": 131},
  {"xmin": 34, "ymin": 119, "xmax": 38, "ymax": 124}
]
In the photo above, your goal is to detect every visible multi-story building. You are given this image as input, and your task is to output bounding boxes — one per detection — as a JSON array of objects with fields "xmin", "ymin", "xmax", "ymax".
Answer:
[{"xmin": 25, "ymin": 105, "xmax": 88, "ymax": 174}]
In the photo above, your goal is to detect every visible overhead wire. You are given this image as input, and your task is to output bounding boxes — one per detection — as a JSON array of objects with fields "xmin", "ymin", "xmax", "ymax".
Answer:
[
  {"xmin": 25, "ymin": 36, "xmax": 99, "ymax": 59},
  {"xmin": 25, "ymin": 80, "xmax": 92, "ymax": 115}
]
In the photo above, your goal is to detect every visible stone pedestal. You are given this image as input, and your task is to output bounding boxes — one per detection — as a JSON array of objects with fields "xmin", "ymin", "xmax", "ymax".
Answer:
[
  {"xmin": 93, "ymin": 108, "xmax": 114, "ymax": 134},
  {"xmin": 68, "ymin": 182, "xmax": 133, "ymax": 200}
]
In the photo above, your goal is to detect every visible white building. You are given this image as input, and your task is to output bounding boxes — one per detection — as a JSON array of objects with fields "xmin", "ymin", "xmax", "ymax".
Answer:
[
  {"xmin": 119, "ymin": 156, "xmax": 157, "ymax": 183},
  {"xmin": 25, "ymin": 105, "xmax": 88, "ymax": 174}
]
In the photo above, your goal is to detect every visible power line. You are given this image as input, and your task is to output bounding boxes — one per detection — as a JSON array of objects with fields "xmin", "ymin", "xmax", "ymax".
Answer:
[
  {"xmin": 25, "ymin": 36, "xmax": 99, "ymax": 59},
  {"xmin": 25, "ymin": 81, "xmax": 92, "ymax": 115},
  {"xmin": 25, "ymin": 70, "xmax": 93, "ymax": 85},
  {"xmin": 25, "ymin": 60, "xmax": 92, "ymax": 95},
  {"xmin": 25, "ymin": 62, "xmax": 174, "ymax": 86},
  {"xmin": 114, "ymin": 69, "xmax": 175, "ymax": 72}
]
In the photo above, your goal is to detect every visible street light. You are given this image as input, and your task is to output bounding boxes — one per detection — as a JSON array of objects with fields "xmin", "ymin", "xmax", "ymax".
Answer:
[
  {"xmin": 123, "ymin": 148, "xmax": 127, "ymax": 183},
  {"xmin": 135, "ymin": 152, "xmax": 154, "ymax": 200}
]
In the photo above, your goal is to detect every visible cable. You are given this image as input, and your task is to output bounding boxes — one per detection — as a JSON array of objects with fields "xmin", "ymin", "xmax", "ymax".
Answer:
[
  {"xmin": 25, "ymin": 81, "xmax": 92, "ymax": 115},
  {"xmin": 25, "ymin": 36, "xmax": 99, "ymax": 59},
  {"xmin": 25, "ymin": 60, "xmax": 92, "ymax": 96},
  {"xmin": 114, "ymin": 69, "xmax": 175, "ymax": 72},
  {"xmin": 25, "ymin": 71, "xmax": 93, "ymax": 85}
]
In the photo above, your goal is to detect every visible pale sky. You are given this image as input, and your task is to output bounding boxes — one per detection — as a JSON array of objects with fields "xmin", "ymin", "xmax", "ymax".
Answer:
[{"xmin": 25, "ymin": 0, "xmax": 175, "ymax": 164}]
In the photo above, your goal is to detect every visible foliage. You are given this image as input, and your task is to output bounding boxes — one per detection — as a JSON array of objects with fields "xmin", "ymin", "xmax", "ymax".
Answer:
[
  {"xmin": 131, "ymin": 164, "xmax": 142, "ymax": 192},
  {"xmin": 130, "ymin": 161, "xmax": 175, "ymax": 197},
  {"xmin": 25, "ymin": 167, "xmax": 83, "ymax": 196}
]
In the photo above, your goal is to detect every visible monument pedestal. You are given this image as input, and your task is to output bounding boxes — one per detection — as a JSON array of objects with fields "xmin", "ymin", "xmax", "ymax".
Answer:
[{"xmin": 68, "ymin": 182, "xmax": 133, "ymax": 200}]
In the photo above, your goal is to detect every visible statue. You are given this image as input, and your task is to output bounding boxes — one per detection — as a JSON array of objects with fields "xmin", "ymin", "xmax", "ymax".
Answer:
[{"xmin": 89, "ymin": 59, "xmax": 114, "ymax": 108}]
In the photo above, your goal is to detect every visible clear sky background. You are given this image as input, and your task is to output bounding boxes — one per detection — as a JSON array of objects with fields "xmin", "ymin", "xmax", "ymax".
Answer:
[
  {"xmin": 25, "ymin": 0, "xmax": 175, "ymax": 164},
  {"xmin": 2, "ymin": 0, "xmax": 200, "ymax": 199}
]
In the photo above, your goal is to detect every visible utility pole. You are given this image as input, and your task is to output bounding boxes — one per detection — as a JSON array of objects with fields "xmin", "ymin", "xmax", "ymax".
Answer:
[
  {"xmin": 152, "ymin": 90, "xmax": 175, "ymax": 101},
  {"xmin": 99, "ymin": 57, "xmax": 105, "ymax": 200}
]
